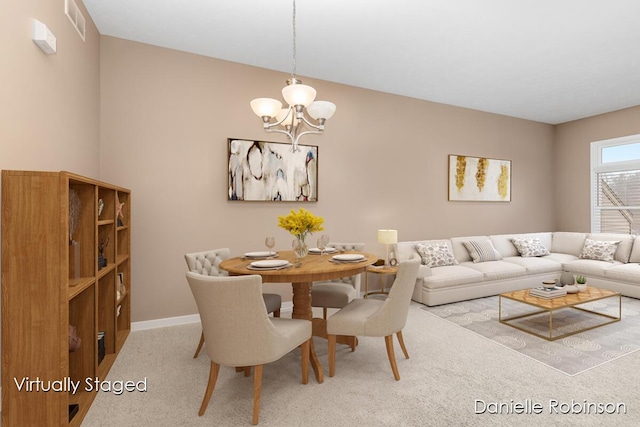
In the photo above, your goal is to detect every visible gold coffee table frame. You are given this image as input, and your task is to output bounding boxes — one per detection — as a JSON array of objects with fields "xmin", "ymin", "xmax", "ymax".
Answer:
[{"xmin": 499, "ymin": 286, "xmax": 621, "ymax": 341}]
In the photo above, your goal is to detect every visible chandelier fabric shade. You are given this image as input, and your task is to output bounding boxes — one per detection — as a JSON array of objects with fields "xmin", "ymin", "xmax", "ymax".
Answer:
[{"xmin": 249, "ymin": 0, "xmax": 336, "ymax": 152}]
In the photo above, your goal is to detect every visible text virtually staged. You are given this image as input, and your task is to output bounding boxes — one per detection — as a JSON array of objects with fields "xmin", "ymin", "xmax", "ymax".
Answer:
[{"xmin": 13, "ymin": 376, "xmax": 148, "ymax": 395}]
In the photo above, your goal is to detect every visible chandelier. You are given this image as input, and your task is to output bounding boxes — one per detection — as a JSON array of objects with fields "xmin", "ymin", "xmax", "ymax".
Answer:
[{"xmin": 250, "ymin": 0, "xmax": 336, "ymax": 152}]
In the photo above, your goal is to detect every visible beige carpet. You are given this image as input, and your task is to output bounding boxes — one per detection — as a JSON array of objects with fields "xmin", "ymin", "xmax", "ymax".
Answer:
[
  {"xmin": 421, "ymin": 296, "xmax": 640, "ymax": 376},
  {"xmin": 83, "ymin": 303, "xmax": 640, "ymax": 426}
]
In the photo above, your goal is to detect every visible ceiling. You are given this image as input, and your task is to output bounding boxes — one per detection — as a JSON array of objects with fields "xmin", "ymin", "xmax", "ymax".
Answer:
[{"xmin": 83, "ymin": 0, "xmax": 640, "ymax": 124}]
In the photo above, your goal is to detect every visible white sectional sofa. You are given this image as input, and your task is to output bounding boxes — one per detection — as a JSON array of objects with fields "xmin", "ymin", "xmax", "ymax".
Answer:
[{"xmin": 397, "ymin": 231, "xmax": 640, "ymax": 306}]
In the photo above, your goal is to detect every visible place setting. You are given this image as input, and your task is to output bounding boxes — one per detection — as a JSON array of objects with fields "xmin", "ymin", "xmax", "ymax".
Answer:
[
  {"xmin": 242, "ymin": 236, "xmax": 279, "ymax": 260},
  {"xmin": 330, "ymin": 253, "xmax": 367, "ymax": 264},
  {"xmin": 308, "ymin": 234, "xmax": 337, "ymax": 255},
  {"xmin": 246, "ymin": 259, "xmax": 292, "ymax": 271}
]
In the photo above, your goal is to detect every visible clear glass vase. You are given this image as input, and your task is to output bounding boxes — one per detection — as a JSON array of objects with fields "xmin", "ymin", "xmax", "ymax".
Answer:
[{"xmin": 293, "ymin": 236, "xmax": 309, "ymax": 259}]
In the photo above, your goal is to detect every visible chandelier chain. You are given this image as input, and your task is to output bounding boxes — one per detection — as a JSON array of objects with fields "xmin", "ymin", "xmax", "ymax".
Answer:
[{"xmin": 291, "ymin": 0, "xmax": 296, "ymax": 79}]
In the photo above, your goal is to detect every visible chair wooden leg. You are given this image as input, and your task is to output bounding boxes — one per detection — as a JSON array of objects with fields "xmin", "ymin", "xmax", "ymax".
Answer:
[
  {"xmin": 323, "ymin": 307, "xmax": 328, "ymax": 319},
  {"xmin": 198, "ymin": 361, "xmax": 220, "ymax": 416},
  {"xmin": 396, "ymin": 330, "xmax": 409, "ymax": 359},
  {"xmin": 300, "ymin": 339, "xmax": 310, "ymax": 384},
  {"xmin": 252, "ymin": 365, "xmax": 263, "ymax": 425},
  {"xmin": 328, "ymin": 334, "xmax": 337, "ymax": 377},
  {"xmin": 193, "ymin": 331, "xmax": 205, "ymax": 358},
  {"xmin": 273, "ymin": 309, "xmax": 281, "ymax": 318},
  {"xmin": 384, "ymin": 335, "xmax": 400, "ymax": 381}
]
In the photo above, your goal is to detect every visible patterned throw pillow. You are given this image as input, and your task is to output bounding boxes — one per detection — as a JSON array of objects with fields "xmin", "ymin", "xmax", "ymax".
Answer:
[
  {"xmin": 415, "ymin": 241, "xmax": 458, "ymax": 267},
  {"xmin": 462, "ymin": 240, "xmax": 502, "ymax": 263},
  {"xmin": 511, "ymin": 237, "xmax": 550, "ymax": 257},
  {"xmin": 579, "ymin": 239, "xmax": 620, "ymax": 262}
]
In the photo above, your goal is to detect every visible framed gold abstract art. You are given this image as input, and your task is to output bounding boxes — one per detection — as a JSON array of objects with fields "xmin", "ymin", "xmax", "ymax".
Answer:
[{"xmin": 448, "ymin": 155, "xmax": 511, "ymax": 202}]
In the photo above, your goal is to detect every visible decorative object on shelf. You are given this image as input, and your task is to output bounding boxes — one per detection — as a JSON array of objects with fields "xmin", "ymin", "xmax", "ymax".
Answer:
[
  {"xmin": 377, "ymin": 229, "xmax": 398, "ymax": 268},
  {"xmin": 98, "ymin": 236, "xmax": 109, "ymax": 270},
  {"xmin": 559, "ymin": 270, "xmax": 575, "ymax": 286},
  {"xmin": 228, "ymin": 138, "xmax": 318, "ymax": 201},
  {"xmin": 116, "ymin": 194, "xmax": 124, "ymax": 226},
  {"xmin": 249, "ymin": 0, "xmax": 336, "ymax": 153},
  {"xmin": 278, "ymin": 208, "xmax": 324, "ymax": 258},
  {"xmin": 576, "ymin": 275, "xmax": 587, "ymax": 292},
  {"xmin": 565, "ymin": 284, "xmax": 579, "ymax": 294},
  {"xmin": 97, "ymin": 198, "xmax": 104, "ymax": 218},
  {"xmin": 68, "ymin": 324, "xmax": 81, "ymax": 352},
  {"xmin": 68, "ymin": 189, "xmax": 82, "ymax": 242},
  {"xmin": 448, "ymin": 154, "xmax": 511, "ymax": 202},
  {"xmin": 118, "ymin": 272, "xmax": 126, "ymax": 296}
]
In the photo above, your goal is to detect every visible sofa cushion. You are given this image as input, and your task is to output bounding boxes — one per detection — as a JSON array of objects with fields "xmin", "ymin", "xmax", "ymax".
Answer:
[
  {"xmin": 629, "ymin": 236, "xmax": 640, "ymax": 263},
  {"xmin": 460, "ymin": 260, "xmax": 525, "ymax": 281},
  {"xmin": 450, "ymin": 236, "xmax": 489, "ymax": 263},
  {"xmin": 563, "ymin": 259, "xmax": 621, "ymax": 278},
  {"xmin": 490, "ymin": 232, "xmax": 552, "ymax": 258},
  {"xmin": 605, "ymin": 263, "xmax": 640, "ymax": 282},
  {"xmin": 502, "ymin": 256, "xmax": 562, "ymax": 275},
  {"xmin": 587, "ymin": 233, "xmax": 634, "ymax": 263},
  {"xmin": 462, "ymin": 239, "xmax": 502, "ymax": 263},
  {"xmin": 551, "ymin": 232, "xmax": 587, "ymax": 256},
  {"xmin": 511, "ymin": 237, "xmax": 550, "ymax": 257},
  {"xmin": 579, "ymin": 238, "xmax": 620, "ymax": 262},
  {"xmin": 415, "ymin": 240, "xmax": 458, "ymax": 267},
  {"xmin": 421, "ymin": 265, "xmax": 485, "ymax": 290},
  {"xmin": 543, "ymin": 253, "xmax": 579, "ymax": 264}
]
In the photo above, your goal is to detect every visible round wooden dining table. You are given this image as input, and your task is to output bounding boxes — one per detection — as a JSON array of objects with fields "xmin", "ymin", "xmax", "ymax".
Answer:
[{"xmin": 219, "ymin": 250, "xmax": 378, "ymax": 383}]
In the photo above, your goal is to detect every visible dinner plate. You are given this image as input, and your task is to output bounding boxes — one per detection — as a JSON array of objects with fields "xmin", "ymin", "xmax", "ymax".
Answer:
[
  {"xmin": 245, "ymin": 251, "xmax": 277, "ymax": 258},
  {"xmin": 332, "ymin": 254, "xmax": 365, "ymax": 262},
  {"xmin": 309, "ymin": 247, "xmax": 337, "ymax": 254},
  {"xmin": 250, "ymin": 259, "xmax": 289, "ymax": 268}
]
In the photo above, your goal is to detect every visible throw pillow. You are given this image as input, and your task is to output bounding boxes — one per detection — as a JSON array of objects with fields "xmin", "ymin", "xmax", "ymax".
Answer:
[
  {"xmin": 415, "ymin": 241, "xmax": 458, "ymax": 267},
  {"xmin": 511, "ymin": 237, "xmax": 550, "ymax": 257},
  {"xmin": 579, "ymin": 239, "xmax": 620, "ymax": 262},
  {"xmin": 462, "ymin": 240, "xmax": 502, "ymax": 263}
]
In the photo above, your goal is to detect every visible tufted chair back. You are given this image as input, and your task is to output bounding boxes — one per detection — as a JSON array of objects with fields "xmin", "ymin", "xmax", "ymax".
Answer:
[
  {"xmin": 325, "ymin": 242, "xmax": 365, "ymax": 287},
  {"xmin": 185, "ymin": 248, "xmax": 230, "ymax": 276}
]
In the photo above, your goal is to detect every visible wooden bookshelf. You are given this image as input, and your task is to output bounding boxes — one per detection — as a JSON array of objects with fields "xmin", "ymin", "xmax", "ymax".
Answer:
[{"xmin": 1, "ymin": 170, "xmax": 131, "ymax": 426}]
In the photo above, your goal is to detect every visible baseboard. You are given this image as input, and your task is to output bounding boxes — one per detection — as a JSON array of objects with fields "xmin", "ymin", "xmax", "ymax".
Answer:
[{"xmin": 131, "ymin": 302, "xmax": 293, "ymax": 331}]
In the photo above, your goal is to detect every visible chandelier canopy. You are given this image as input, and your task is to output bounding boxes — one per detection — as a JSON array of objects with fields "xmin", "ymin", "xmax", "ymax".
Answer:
[{"xmin": 250, "ymin": 0, "xmax": 336, "ymax": 152}]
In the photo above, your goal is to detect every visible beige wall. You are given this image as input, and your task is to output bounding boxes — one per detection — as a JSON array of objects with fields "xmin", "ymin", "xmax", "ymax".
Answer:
[
  {"xmin": 4, "ymin": 3, "xmax": 637, "ymax": 324},
  {"xmin": 0, "ymin": 0, "xmax": 100, "ymax": 175},
  {"xmin": 99, "ymin": 37, "xmax": 557, "ymax": 322},
  {"xmin": 554, "ymin": 106, "xmax": 640, "ymax": 232}
]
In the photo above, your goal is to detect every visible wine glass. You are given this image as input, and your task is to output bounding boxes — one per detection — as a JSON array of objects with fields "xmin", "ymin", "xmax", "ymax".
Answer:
[
  {"xmin": 265, "ymin": 237, "xmax": 275, "ymax": 257},
  {"xmin": 320, "ymin": 234, "xmax": 330, "ymax": 255},
  {"xmin": 317, "ymin": 237, "xmax": 326, "ymax": 255}
]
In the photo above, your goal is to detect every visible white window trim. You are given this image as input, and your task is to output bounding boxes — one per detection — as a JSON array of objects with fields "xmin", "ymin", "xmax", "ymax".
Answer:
[{"xmin": 590, "ymin": 133, "xmax": 640, "ymax": 233}]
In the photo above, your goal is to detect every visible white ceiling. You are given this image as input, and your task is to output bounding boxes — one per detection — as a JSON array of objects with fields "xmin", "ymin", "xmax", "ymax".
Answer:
[{"xmin": 83, "ymin": 0, "xmax": 640, "ymax": 124}]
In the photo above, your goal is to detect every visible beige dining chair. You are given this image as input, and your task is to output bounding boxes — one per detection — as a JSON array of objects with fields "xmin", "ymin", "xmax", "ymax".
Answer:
[
  {"xmin": 185, "ymin": 248, "xmax": 282, "ymax": 358},
  {"xmin": 311, "ymin": 242, "xmax": 365, "ymax": 320},
  {"xmin": 327, "ymin": 258, "xmax": 420, "ymax": 381},
  {"xmin": 186, "ymin": 272, "xmax": 311, "ymax": 425}
]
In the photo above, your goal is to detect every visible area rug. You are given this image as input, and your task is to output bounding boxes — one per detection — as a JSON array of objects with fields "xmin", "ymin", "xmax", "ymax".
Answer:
[{"xmin": 420, "ymin": 295, "xmax": 640, "ymax": 376}]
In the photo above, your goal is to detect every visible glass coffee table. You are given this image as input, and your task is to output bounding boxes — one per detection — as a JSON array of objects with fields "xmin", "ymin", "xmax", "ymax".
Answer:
[{"xmin": 499, "ymin": 286, "xmax": 621, "ymax": 341}]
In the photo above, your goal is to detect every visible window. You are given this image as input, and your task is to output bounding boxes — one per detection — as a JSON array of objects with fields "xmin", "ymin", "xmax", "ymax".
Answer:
[{"xmin": 591, "ymin": 134, "xmax": 640, "ymax": 234}]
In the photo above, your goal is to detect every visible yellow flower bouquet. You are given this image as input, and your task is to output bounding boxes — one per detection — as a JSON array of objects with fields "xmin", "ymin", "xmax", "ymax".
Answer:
[{"xmin": 278, "ymin": 208, "xmax": 324, "ymax": 241}]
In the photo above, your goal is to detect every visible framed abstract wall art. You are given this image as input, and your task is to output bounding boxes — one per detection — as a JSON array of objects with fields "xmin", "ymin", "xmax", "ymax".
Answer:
[
  {"xmin": 227, "ymin": 138, "xmax": 318, "ymax": 202},
  {"xmin": 448, "ymin": 154, "xmax": 511, "ymax": 202}
]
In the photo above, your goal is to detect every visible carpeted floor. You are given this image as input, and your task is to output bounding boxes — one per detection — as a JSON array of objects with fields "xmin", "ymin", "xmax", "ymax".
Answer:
[
  {"xmin": 82, "ymin": 303, "xmax": 640, "ymax": 426},
  {"xmin": 421, "ymin": 296, "xmax": 640, "ymax": 376}
]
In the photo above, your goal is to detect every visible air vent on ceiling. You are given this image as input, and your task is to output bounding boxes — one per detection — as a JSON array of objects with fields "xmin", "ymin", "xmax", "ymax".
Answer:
[{"xmin": 65, "ymin": 0, "xmax": 86, "ymax": 41}]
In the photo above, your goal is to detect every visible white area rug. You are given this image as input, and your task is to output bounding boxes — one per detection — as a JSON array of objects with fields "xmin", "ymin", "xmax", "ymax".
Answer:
[{"xmin": 421, "ymin": 296, "xmax": 640, "ymax": 376}]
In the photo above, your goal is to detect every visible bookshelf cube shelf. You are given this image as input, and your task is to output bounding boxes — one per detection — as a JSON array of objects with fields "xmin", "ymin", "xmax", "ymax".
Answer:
[{"xmin": 1, "ymin": 170, "xmax": 132, "ymax": 426}]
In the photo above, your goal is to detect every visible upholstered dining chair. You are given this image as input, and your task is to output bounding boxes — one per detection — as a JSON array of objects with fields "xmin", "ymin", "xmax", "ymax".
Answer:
[
  {"xmin": 185, "ymin": 248, "xmax": 282, "ymax": 358},
  {"xmin": 186, "ymin": 272, "xmax": 311, "ymax": 425},
  {"xmin": 327, "ymin": 258, "xmax": 420, "ymax": 381},
  {"xmin": 311, "ymin": 242, "xmax": 365, "ymax": 320}
]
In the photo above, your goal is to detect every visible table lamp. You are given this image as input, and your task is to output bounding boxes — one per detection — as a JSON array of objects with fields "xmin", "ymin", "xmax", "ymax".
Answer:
[{"xmin": 377, "ymin": 229, "xmax": 398, "ymax": 267}]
